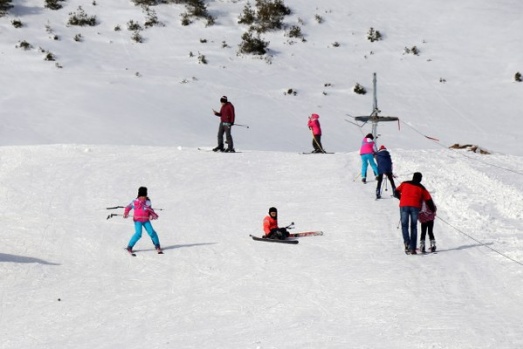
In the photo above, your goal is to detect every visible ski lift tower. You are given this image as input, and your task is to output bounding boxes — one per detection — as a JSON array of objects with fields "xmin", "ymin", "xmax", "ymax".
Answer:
[{"xmin": 351, "ymin": 73, "xmax": 399, "ymax": 142}]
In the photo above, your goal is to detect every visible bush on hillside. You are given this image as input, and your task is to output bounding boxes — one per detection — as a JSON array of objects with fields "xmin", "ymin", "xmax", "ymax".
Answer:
[
  {"xmin": 11, "ymin": 19, "xmax": 22, "ymax": 28},
  {"xmin": 68, "ymin": 6, "xmax": 97, "ymax": 26},
  {"xmin": 239, "ymin": 0, "xmax": 291, "ymax": 33},
  {"xmin": 16, "ymin": 40, "xmax": 32, "ymax": 50},
  {"xmin": 0, "ymin": 0, "xmax": 13, "ymax": 17},
  {"xmin": 174, "ymin": 0, "xmax": 215, "ymax": 26},
  {"xmin": 404, "ymin": 46, "xmax": 420, "ymax": 55},
  {"xmin": 45, "ymin": 0, "xmax": 65, "ymax": 10},
  {"xmin": 515, "ymin": 72, "xmax": 522, "ymax": 82},
  {"xmin": 367, "ymin": 27, "xmax": 382, "ymax": 42},
  {"xmin": 353, "ymin": 83, "xmax": 366, "ymax": 95},
  {"xmin": 238, "ymin": 31, "xmax": 269, "ymax": 55}
]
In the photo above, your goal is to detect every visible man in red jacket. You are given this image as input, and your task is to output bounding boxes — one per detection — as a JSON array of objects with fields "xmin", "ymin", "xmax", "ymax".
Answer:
[
  {"xmin": 394, "ymin": 172, "xmax": 436, "ymax": 254},
  {"xmin": 212, "ymin": 96, "xmax": 236, "ymax": 153}
]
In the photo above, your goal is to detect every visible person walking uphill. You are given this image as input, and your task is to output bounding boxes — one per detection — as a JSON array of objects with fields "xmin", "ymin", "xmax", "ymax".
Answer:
[
  {"xmin": 394, "ymin": 172, "xmax": 436, "ymax": 255},
  {"xmin": 419, "ymin": 200, "xmax": 437, "ymax": 253},
  {"xmin": 375, "ymin": 145, "xmax": 396, "ymax": 199},
  {"xmin": 360, "ymin": 133, "xmax": 378, "ymax": 183},
  {"xmin": 308, "ymin": 113, "xmax": 325, "ymax": 153},
  {"xmin": 263, "ymin": 207, "xmax": 290, "ymax": 240},
  {"xmin": 212, "ymin": 96, "xmax": 236, "ymax": 153},
  {"xmin": 123, "ymin": 186, "xmax": 162, "ymax": 254}
]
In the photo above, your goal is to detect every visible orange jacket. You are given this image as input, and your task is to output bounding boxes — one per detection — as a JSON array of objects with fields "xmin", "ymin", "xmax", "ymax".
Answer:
[{"xmin": 263, "ymin": 215, "xmax": 278, "ymax": 236}]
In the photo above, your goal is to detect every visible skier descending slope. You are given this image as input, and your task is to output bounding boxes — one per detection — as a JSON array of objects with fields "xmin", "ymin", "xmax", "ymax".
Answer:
[{"xmin": 124, "ymin": 186, "xmax": 163, "ymax": 255}]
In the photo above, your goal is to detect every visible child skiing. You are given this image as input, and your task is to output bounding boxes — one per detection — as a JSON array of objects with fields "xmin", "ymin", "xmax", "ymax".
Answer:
[
  {"xmin": 307, "ymin": 113, "xmax": 324, "ymax": 153},
  {"xmin": 262, "ymin": 207, "xmax": 290, "ymax": 240},
  {"xmin": 123, "ymin": 186, "xmax": 162, "ymax": 254},
  {"xmin": 419, "ymin": 200, "xmax": 437, "ymax": 253}
]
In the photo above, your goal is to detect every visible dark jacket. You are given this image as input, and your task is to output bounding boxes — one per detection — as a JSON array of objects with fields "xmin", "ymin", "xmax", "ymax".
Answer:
[{"xmin": 376, "ymin": 149, "xmax": 393, "ymax": 174}]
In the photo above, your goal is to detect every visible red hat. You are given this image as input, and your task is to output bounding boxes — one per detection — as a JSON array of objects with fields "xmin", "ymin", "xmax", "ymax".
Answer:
[{"xmin": 379, "ymin": 145, "xmax": 386, "ymax": 150}]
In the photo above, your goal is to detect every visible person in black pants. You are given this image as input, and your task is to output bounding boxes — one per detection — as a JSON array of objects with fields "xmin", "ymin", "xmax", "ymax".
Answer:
[
  {"xmin": 375, "ymin": 145, "xmax": 396, "ymax": 199},
  {"xmin": 419, "ymin": 201, "xmax": 437, "ymax": 252}
]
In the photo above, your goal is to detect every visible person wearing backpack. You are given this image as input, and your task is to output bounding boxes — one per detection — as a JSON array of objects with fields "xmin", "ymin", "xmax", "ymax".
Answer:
[{"xmin": 419, "ymin": 200, "xmax": 437, "ymax": 253}]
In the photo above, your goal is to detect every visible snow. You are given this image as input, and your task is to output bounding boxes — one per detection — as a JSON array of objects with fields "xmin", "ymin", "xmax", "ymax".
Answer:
[{"xmin": 1, "ymin": 0, "xmax": 523, "ymax": 348}]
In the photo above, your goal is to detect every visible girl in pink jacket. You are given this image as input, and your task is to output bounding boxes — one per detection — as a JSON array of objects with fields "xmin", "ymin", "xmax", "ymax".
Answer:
[
  {"xmin": 307, "ymin": 113, "xmax": 324, "ymax": 153},
  {"xmin": 359, "ymin": 133, "xmax": 378, "ymax": 183},
  {"xmin": 124, "ymin": 186, "xmax": 162, "ymax": 254}
]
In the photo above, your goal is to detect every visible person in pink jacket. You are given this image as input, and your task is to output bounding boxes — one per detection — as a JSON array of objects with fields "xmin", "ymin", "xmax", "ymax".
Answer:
[
  {"xmin": 359, "ymin": 133, "xmax": 378, "ymax": 183},
  {"xmin": 307, "ymin": 113, "xmax": 324, "ymax": 153},
  {"xmin": 124, "ymin": 186, "xmax": 162, "ymax": 254}
]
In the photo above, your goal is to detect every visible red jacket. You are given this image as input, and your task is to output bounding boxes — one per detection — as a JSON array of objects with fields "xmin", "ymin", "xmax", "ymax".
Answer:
[
  {"xmin": 395, "ymin": 181, "xmax": 434, "ymax": 209},
  {"xmin": 214, "ymin": 102, "xmax": 235, "ymax": 124},
  {"xmin": 263, "ymin": 215, "xmax": 278, "ymax": 236}
]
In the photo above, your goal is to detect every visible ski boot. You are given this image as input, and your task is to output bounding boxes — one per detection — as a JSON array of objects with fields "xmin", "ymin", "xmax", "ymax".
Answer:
[
  {"xmin": 430, "ymin": 240, "xmax": 436, "ymax": 253},
  {"xmin": 420, "ymin": 240, "xmax": 426, "ymax": 253},
  {"xmin": 212, "ymin": 146, "xmax": 224, "ymax": 152},
  {"xmin": 362, "ymin": 177, "xmax": 367, "ymax": 184}
]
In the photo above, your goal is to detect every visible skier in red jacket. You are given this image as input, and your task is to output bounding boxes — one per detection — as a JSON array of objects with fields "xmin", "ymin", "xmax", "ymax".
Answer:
[
  {"xmin": 394, "ymin": 172, "xmax": 436, "ymax": 254},
  {"xmin": 212, "ymin": 96, "xmax": 236, "ymax": 153},
  {"xmin": 263, "ymin": 207, "xmax": 289, "ymax": 240}
]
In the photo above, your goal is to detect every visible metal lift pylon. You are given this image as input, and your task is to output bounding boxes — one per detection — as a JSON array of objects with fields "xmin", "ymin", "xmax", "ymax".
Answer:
[{"xmin": 348, "ymin": 73, "xmax": 400, "ymax": 142}]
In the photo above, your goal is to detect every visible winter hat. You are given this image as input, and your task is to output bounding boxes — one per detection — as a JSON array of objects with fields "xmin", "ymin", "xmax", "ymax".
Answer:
[
  {"xmin": 220, "ymin": 96, "xmax": 228, "ymax": 103},
  {"xmin": 137, "ymin": 186, "xmax": 148, "ymax": 197},
  {"xmin": 379, "ymin": 145, "xmax": 386, "ymax": 150},
  {"xmin": 269, "ymin": 207, "xmax": 278, "ymax": 215},
  {"xmin": 412, "ymin": 172, "xmax": 423, "ymax": 183},
  {"xmin": 311, "ymin": 113, "xmax": 319, "ymax": 119},
  {"xmin": 366, "ymin": 133, "xmax": 374, "ymax": 140}
]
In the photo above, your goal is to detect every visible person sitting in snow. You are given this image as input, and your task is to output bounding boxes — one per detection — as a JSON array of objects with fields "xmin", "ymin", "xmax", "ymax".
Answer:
[
  {"xmin": 123, "ymin": 186, "xmax": 162, "ymax": 254},
  {"xmin": 307, "ymin": 113, "xmax": 325, "ymax": 153},
  {"xmin": 375, "ymin": 145, "xmax": 396, "ymax": 199},
  {"xmin": 263, "ymin": 207, "xmax": 289, "ymax": 240},
  {"xmin": 359, "ymin": 133, "xmax": 378, "ymax": 183}
]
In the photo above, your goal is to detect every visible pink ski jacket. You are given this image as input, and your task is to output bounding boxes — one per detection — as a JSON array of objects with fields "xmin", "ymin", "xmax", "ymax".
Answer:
[
  {"xmin": 124, "ymin": 197, "xmax": 158, "ymax": 222},
  {"xmin": 360, "ymin": 137, "xmax": 376, "ymax": 155},
  {"xmin": 308, "ymin": 114, "xmax": 322, "ymax": 136}
]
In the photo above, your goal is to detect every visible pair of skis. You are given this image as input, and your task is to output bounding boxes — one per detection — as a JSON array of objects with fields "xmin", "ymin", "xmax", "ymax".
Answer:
[{"xmin": 250, "ymin": 231, "xmax": 323, "ymax": 245}]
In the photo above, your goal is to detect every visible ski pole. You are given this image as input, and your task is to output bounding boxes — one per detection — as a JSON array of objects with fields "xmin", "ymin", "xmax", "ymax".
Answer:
[
  {"xmin": 107, "ymin": 213, "xmax": 124, "ymax": 220},
  {"xmin": 285, "ymin": 222, "xmax": 295, "ymax": 229},
  {"xmin": 234, "ymin": 123, "xmax": 249, "ymax": 128},
  {"xmin": 310, "ymin": 129, "xmax": 326, "ymax": 153},
  {"xmin": 106, "ymin": 206, "xmax": 164, "ymax": 211},
  {"xmin": 396, "ymin": 219, "xmax": 401, "ymax": 229}
]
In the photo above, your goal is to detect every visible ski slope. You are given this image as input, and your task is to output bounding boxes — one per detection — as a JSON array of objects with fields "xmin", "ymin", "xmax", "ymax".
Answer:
[{"xmin": 1, "ymin": 0, "xmax": 523, "ymax": 347}]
